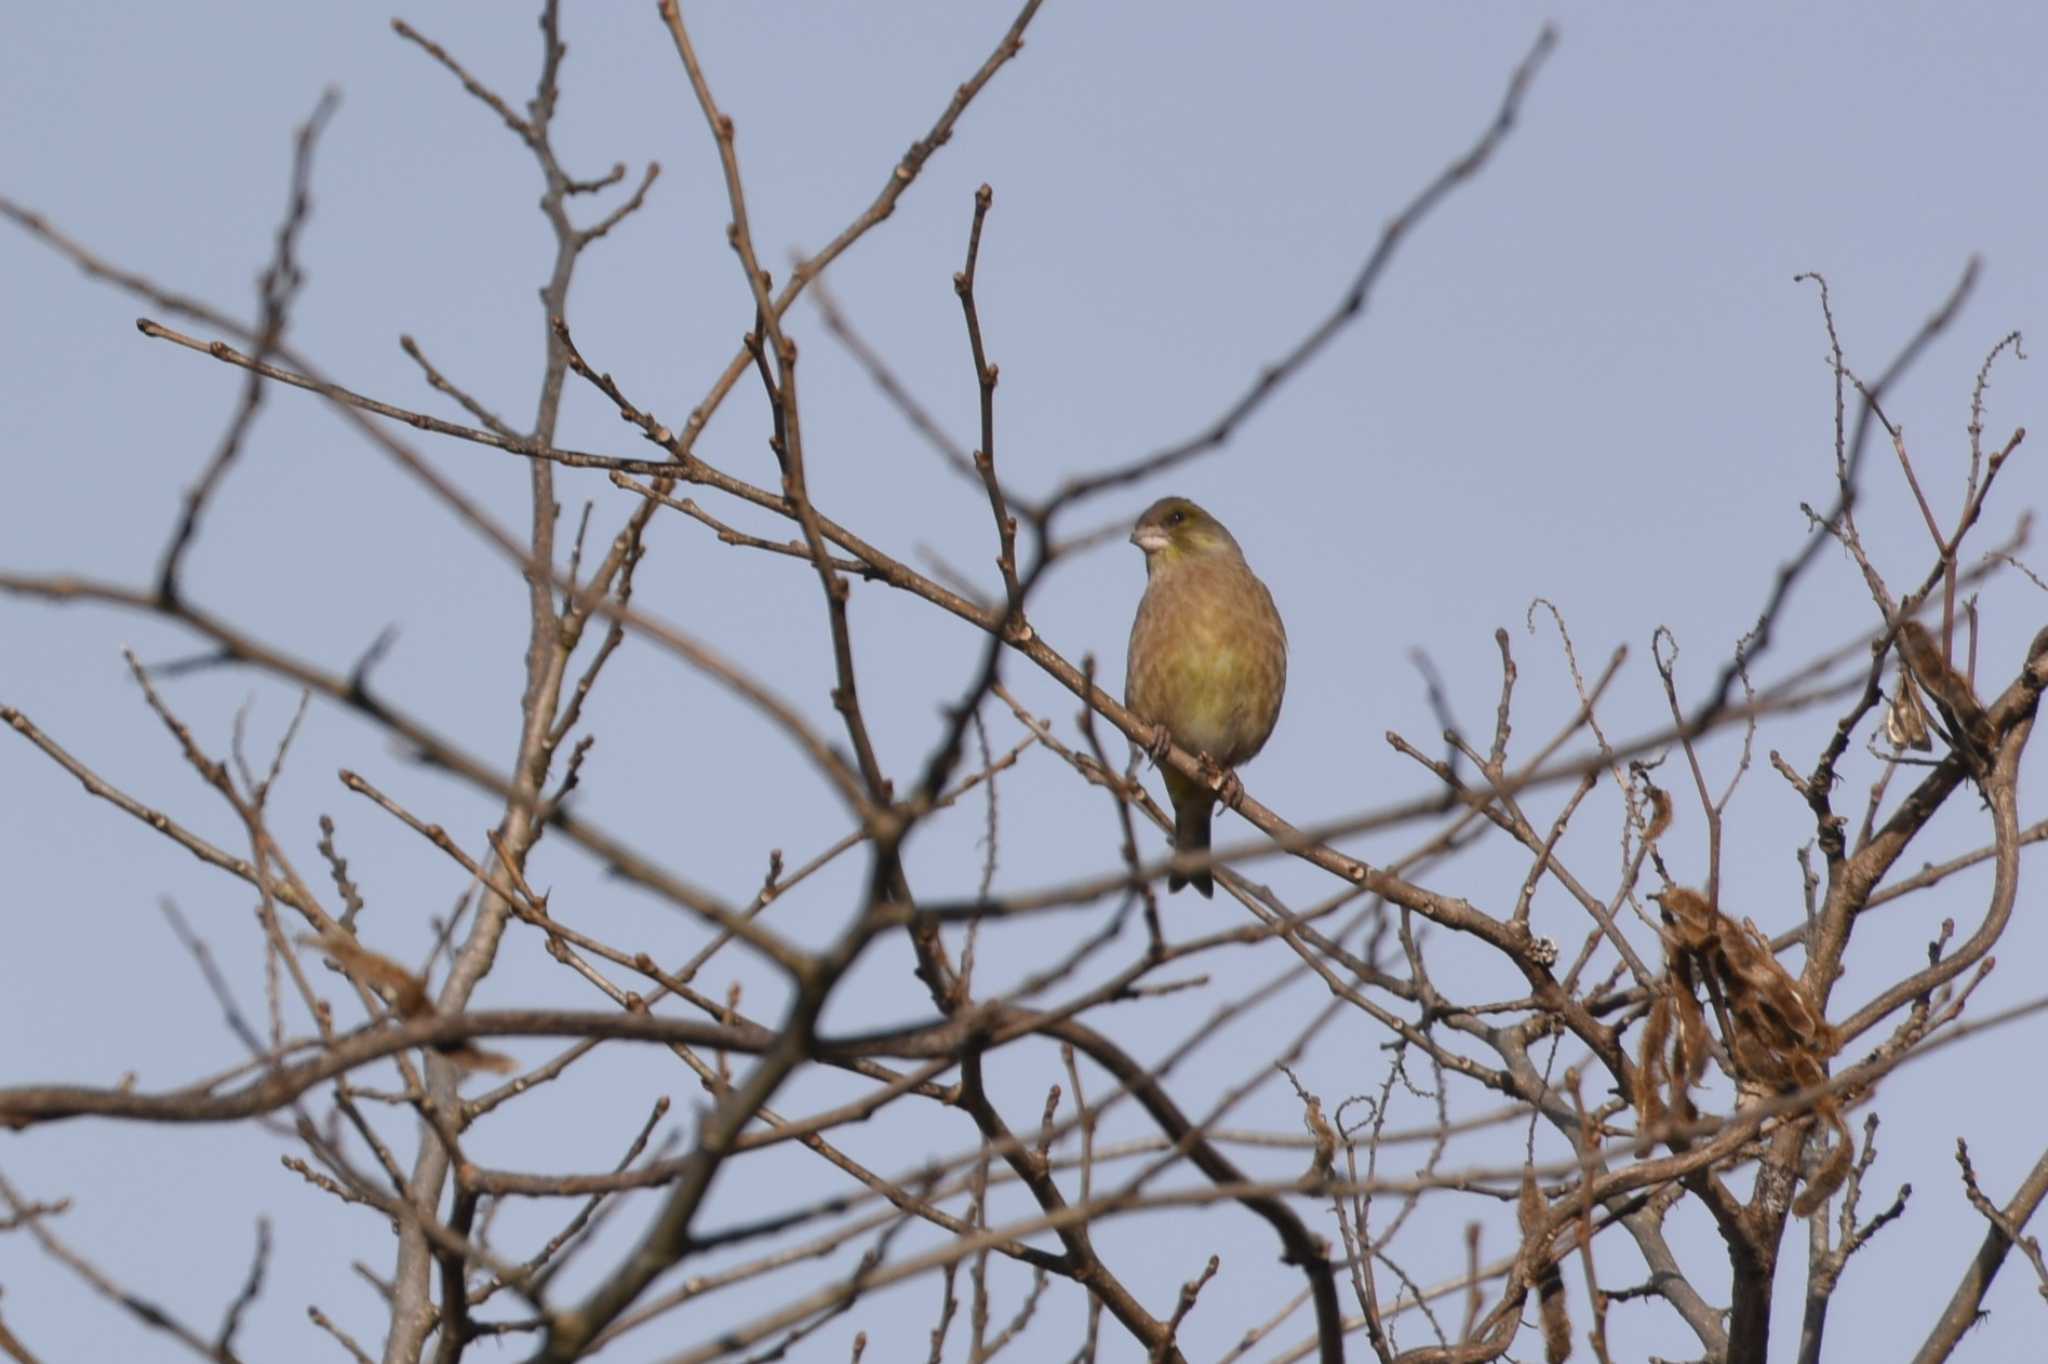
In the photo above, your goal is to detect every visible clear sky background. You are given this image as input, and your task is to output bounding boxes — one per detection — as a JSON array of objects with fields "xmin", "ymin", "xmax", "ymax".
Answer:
[{"xmin": 6, "ymin": 4, "xmax": 2048, "ymax": 1361}]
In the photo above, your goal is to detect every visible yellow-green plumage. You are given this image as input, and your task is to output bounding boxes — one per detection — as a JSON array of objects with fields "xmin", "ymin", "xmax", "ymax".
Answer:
[{"xmin": 1125, "ymin": 497, "xmax": 1287, "ymax": 897}]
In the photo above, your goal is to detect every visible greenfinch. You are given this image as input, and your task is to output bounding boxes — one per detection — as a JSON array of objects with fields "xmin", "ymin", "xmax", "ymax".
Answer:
[{"xmin": 1125, "ymin": 497, "xmax": 1287, "ymax": 896}]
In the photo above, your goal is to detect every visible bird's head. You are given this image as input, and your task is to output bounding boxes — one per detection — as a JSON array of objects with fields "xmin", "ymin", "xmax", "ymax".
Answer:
[{"xmin": 1129, "ymin": 497, "xmax": 1240, "ymax": 567}]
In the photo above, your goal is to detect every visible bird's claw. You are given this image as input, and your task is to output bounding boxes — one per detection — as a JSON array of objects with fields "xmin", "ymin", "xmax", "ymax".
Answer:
[
  {"xmin": 1203, "ymin": 755, "xmax": 1245, "ymax": 810},
  {"xmin": 1144, "ymin": 722, "xmax": 1174, "ymax": 764}
]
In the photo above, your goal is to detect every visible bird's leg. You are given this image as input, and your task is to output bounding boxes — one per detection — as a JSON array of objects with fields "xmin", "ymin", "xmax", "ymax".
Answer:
[
  {"xmin": 1201, "ymin": 753, "xmax": 1246, "ymax": 811},
  {"xmin": 1144, "ymin": 722, "xmax": 1175, "ymax": 764}
]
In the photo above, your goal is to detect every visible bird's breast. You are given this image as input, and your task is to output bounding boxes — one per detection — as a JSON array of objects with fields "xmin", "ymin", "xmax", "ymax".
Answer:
[{"xmin": 1125, "ymin": 558, "xmax": 1287, "ymax": 766}]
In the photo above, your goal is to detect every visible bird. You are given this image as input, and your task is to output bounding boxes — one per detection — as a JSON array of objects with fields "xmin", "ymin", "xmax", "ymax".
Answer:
[{"xmin": 1124, "ymin": 496, "xmax": 1287, "ymax": 897}]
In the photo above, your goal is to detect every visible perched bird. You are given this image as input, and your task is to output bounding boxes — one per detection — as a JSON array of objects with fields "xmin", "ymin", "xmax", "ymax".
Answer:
[{"xmin": 1125, "ymin": 496, "xmax": 1288, "ymax": 896}]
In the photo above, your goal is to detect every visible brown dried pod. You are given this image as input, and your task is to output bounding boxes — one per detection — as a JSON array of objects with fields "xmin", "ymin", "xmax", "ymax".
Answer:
[
  {"xmin": 1517, "ymin": 1171, "xmax": 1572, "ymax": 1363},
  {"xmin": 1654, "ymin": 886, "xmax": 1719, "ymax": 954},
  {"xmin": 434, "ymin": 1042, "xmax": 519, "ymax": 1076},
  {"xmin": 1713, "ymin": 916, "xmax": 1838, "ymax": 1088},
  {"xmin": 1517, "ymin": 1166, "xmax": 1544, "ymax": 1238},
  {"xmin": 299, "ymin": 932, "xmax": 516, "ymax": 1075},
  {"xmin": 1633, "ymin": 992, "xmax": 1673, "ymax": 1143},
  {"xmin": 301, "ymin": 931, "xmax": 431, "ymax": 1018},
  {"xmin": 1633, "ymin": 966, "xmax": 1709, "ymax": 1147},
  {"xmin": 1643, "ymin": 781, "xmax": 1674, "ymax": 845},
  {"xmin": 1670, "ymin": 979, "xmax": 1711, "ymax": 1100},
  {"xmin": 1640, "ymin": 888, "xmax": 1848, "ymax": 1210},
  {"xmin": 1884, "ymin": 668, "xmax": 1933, "ymax": 752},
  {"xmin": 1792, "ymin": 1103, "xmax": 1855, "ymax": 1217},
  {"xmin": 1898, "ymin": 620, "xmax": 1993, "ymax": 752}
]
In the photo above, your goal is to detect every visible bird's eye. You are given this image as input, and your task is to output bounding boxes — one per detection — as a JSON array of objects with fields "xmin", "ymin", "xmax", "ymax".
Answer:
[{"xmin": 1167, "ymin": 510, "xmax": 1185, "ymax": 526}]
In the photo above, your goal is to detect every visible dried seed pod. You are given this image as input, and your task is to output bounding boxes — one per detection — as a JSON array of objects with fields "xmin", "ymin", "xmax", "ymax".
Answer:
[
  {"xmin": 1654, "ymin": 886, "xmax": 1716, "ymax": 953},
  {"xmin": 302, "ymin": 930, "xmax": 430, "ymax": 1018},
  {"xmin": 1884, "ymin": 669, "xmax": 1933, "ymax": 752},
  {"xmin": 300, "ymin": 931, "xmax": 517, "ymax": 1075},
  {"xmin": 1639, "ymin": 888, "xmax": 1847, "ymax": 1214},
  {"xmin": 1518, "ymin": 1171, "xmax": 1572, "ymax": 1363},
  {"xmin": 1898, "ymin": 620, "xmax": 1992, "ymax": 752},
  {"xmin": 1793, "ymin": 1105, "xmax": 1854, "ymax": 1217},
  {"xmin": 435, "ymin": 1042, "xmax": 519, "ymax": 1075},
  {"xmin": 1634, "ymin": 992, "xmax": 1673, "ymax": 1143},
  {"xmin": 1643, "ymin": 781, "xmax": 1674, "ymax": 845}
]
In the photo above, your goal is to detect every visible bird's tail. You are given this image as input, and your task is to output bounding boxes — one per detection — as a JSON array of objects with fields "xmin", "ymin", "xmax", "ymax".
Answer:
[{"xmin": 1171, "ymin": 798, "xmax": 1214, "ymax": 898}]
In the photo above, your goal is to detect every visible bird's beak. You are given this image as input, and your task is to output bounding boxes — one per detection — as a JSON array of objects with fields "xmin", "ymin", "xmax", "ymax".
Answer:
[{"xmin": 1131, "ymin": 526, "xmax": 1171, "ymax": 554}]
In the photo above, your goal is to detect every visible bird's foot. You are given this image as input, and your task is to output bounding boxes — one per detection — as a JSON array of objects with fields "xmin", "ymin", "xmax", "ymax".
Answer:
[
  {"xmin": 1144, "ymin": 722, "xmax": 1175, "ymax": 764},
  {"xmin": 1203, "ymin": 755, "xmax": 1245, "ymax": 811}
]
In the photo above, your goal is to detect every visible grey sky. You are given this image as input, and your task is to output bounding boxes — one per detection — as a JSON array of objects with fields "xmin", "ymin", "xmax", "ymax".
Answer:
[{"xmin": 6, "ymin": 3, "xmax": 2047, "ymax": 1360}]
